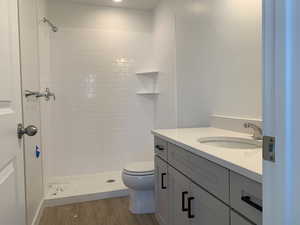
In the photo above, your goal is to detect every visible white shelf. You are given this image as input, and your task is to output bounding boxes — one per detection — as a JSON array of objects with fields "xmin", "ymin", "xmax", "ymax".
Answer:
[
  {"xmin": 136, "ymin": 71, "xmax": 159, "ymax": 76},
  {"xmin": 136, "ymin": 91, "xmax": 160, "ymax": 95}
]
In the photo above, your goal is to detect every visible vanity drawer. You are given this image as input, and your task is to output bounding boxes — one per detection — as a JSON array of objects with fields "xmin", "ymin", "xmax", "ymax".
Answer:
[
  {"xmin": 230, "ymin": 172, "xmax": 262, "ymax": 225},
  {"xmin": 154, "ymin": 136, "xmax": 168, "ymax": 160},
  {"xmin": 168, "ymin": 143, "xmax": 229, "ymax": 203}
]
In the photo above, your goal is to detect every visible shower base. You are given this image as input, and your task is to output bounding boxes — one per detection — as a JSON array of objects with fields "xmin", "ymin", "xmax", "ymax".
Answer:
[{"xmin": 44, "ymin": 171, "xmax": 128, "ymax": 207}]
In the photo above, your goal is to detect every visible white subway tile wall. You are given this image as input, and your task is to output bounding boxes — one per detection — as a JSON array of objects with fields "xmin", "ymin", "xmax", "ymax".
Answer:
[{"xmin": 45, "ymin": 2, "xmax": 158, "ymax": 177}]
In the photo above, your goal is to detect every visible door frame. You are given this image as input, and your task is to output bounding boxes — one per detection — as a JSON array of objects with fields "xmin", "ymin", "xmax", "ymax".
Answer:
[{"xmin": 263, "ymin": 0, "xmax": 300, "ymax": 224}]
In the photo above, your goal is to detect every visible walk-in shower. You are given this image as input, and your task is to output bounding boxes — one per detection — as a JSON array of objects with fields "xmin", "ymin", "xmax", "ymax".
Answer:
[{"xmin": 41, "ymin": 0, "xmax": 167, "ymax": 205}]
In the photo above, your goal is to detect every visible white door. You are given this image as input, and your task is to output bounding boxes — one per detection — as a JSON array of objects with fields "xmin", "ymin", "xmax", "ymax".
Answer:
[
  {"xmin": 0, "ymin": 0, "xmax": 26, "ymax": 224},
  {"xmin": 263, "ymin": 0, "xmax": 300, "ymax": 224}
]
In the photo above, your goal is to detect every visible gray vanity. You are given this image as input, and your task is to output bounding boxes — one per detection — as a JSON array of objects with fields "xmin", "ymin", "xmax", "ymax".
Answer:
[{"xmin": 153, "ymin": 135, "xmax": 262, "ymax": 225}]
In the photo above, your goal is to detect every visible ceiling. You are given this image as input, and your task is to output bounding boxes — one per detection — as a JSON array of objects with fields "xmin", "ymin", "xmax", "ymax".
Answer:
[{"xmin": 55, "ymin": 0, "xmax": 160, "ymax": 10}]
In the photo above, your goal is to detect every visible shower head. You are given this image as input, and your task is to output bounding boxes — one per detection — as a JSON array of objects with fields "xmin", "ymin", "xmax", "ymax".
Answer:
[{"xmin": 42, "ymin": 17, "xmax": 58, "ymax": 33}]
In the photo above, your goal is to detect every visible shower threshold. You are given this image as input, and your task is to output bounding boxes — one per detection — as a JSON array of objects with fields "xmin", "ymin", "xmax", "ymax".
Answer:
[{"xmin": 44, "ymin": 171, "xmax": 128, "ymax": 207}]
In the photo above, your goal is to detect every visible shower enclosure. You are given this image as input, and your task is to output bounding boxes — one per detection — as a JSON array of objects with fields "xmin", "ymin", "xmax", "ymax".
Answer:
[{"xmin": 40, "ymin": 0, "xmax": 177, "ymax": 204}]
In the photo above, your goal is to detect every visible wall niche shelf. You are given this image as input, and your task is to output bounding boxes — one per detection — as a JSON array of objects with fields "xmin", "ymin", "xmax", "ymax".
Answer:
[
  {"xmin": 136, "ymin": 71, "xmax": 159, "ymax": 76},
  {"xmin": 136, "ymin": 91, "xmax": 160, "ymax": 95},
  {"xmin": 135, "ymin": 71, "xmax": 159, "ymax": 97}
]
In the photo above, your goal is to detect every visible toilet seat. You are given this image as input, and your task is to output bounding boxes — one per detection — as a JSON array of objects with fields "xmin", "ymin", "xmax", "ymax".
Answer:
[{"xmin": 123, "ymin": 161, "xmax": 154, "ymax": 176}]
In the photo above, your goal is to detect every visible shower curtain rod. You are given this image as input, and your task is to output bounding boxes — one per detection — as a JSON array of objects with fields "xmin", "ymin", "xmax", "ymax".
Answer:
[{"xmin": 42, "ymin": 17, "xmax": 58, "ymax": 32}]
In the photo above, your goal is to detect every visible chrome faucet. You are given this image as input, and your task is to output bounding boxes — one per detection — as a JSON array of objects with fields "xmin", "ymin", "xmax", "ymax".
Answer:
[{"xmin": 244, "ymin": 122, "xmax": 263, "ymax": 140}]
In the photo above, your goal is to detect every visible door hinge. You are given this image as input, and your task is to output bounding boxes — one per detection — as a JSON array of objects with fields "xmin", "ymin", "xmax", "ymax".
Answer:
[{"xmin": 263, "ymin": 136, "xmax": 275, "ymax": 162}]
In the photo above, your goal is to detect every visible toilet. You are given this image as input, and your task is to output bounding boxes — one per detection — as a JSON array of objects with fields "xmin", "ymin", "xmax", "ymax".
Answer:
[{"xmin": 122, "ymin": 161, "xmax": 155, "ymax": 214}]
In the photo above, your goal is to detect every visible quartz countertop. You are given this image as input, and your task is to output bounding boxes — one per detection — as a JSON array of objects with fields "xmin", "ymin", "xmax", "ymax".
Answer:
[{"xmin": 152, "ymin": 127, "xmax": 262, "ymax": 183}]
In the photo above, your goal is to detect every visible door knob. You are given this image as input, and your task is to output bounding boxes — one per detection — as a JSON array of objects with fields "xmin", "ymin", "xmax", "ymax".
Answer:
[{"xmin": 17, "ymin": 124, "xmax": 38, "ymax": 139}]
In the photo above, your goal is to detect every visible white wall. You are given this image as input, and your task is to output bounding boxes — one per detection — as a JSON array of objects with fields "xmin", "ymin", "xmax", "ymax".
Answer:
[
  {"xmin": 153, "ymin": 0, "xmax": 177, "ymax": 129},
  {"xmin": 174, "ymin": 0, "xmax": 262, "ymax": 127},
  {"xmin": 45, "ymin": 1, "xmax": 157, "ymax": 177}
]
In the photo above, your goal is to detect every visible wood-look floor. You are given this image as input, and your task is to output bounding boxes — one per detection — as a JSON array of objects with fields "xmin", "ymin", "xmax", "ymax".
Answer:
[{"xmin": 39, "ymin": 197, "xmax": 159, "ymax": 225}]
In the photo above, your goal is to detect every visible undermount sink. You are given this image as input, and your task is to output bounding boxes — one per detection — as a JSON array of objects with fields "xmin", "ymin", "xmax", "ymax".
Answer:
[{"xmin": 198, "ymin": 137, "xmax": 262, "ymax": 149}]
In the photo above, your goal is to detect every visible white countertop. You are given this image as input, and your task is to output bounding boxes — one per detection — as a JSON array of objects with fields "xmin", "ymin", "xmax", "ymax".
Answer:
[{"xmin": 152, "ymin": 127, "xmax": 262, "ymax": 183}]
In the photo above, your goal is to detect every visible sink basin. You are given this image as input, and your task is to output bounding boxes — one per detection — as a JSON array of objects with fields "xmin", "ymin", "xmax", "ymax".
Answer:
[{"xmin": 198, "ymin": 137, "xmax": 262, "ymax": 149}]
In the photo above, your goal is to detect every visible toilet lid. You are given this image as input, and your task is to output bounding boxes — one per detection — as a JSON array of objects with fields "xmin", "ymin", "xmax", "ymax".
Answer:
[{"xmin": 124, "ymin": 161, "xmax": 154, "ymax": 175}]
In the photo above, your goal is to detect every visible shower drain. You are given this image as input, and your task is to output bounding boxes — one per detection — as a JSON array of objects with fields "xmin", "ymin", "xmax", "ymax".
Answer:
[{"xmin": 106, "ymin": 179, "xmax": 116, "ymax": 183}]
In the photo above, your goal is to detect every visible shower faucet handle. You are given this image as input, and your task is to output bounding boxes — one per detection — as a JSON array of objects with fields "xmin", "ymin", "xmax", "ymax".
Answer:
[
  {"xmin": 44, "ymin": 88, "xmax": 56, "ymax": 101},
  {"xmin": 24, "ymin": 90, "xmax": 41, "ymax": 98},
  {"xmin": 25, "ymin": 88, "xmax": 56, "ymax": 101}
]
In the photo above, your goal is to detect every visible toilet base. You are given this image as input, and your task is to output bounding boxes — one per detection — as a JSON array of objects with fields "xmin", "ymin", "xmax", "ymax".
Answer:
[{"xmin": 128, "ymin": 189, "xmax": 155, "ymax": 214}]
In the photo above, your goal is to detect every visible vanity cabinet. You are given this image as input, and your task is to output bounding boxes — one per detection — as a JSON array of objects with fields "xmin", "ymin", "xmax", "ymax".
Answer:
[
  {"xmin": 155, "ymin": 156, "xmax": 169, "ymax": 225},
  {"xmin": 154, "ymin": 137, "xmax": 262, "ymax": 225}
]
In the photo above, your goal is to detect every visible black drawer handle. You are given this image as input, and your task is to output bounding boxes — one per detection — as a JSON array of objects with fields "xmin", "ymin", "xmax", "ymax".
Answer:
[
  {"xmin": 161, "ymin": 173, "xmax": 167, "ymax": 189},
  {"xmin": 187, "ymin": 197, "xmax": 195, "ymax": 219},
  {"xmin": 155, "ymin": 145, "xmax": 165, "ymax": 151},
  {"xmin": 181, "ymin": 191, "xmax": 188, "ymax": 211},
  {"xmin": 241, "ymin": 196, "xmax": 263, "ymax": 212}
]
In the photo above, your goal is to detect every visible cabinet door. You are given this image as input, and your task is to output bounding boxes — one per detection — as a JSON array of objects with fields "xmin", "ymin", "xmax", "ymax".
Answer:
[
  {"xmin": 189, "ymin": 182, "xmax": 230, "ymax": 225},
  {"xmin": 168, "ymin": 167, "xmax": 190, "ymax": 225},
  {"xmin": 231, "ymin": 211, "xmax": 254, "ymax": 225},
  {"xmin": 155, "ymin": 156, "xmax": 169, "ymax": 225}
]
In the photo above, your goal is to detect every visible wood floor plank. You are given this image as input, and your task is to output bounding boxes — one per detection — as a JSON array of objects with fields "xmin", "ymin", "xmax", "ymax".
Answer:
[{"xmin": 39, "ymin": 197, "xmax": 159, "ymax": 225}]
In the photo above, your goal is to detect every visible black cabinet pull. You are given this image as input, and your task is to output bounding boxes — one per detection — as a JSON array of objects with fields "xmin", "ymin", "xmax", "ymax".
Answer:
[
  {"xmin": 241, "ymin": 196, "xmax": 263, "ymax": 212},
  {"xmin": 161, "ymin": 173, "xmax": 167, "ymax": 189},
  {"xmin": 181, "ymin": 191, "xmax": 188, "ymax": 211},
  {"xmin": 156, "ymin": 145, "xmax": 164, "ymax": 151},
  {"xmin": 187, "ymin": 197, "xmax": 195, "ymax": 219}
]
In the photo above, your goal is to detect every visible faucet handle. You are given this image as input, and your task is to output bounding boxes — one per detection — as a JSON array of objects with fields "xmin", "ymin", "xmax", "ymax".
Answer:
[
  {"xmin": 25, "ymin": 90, "xmax": 41, "ymax": 98},
  {"xmin": 44, "ymin": 88, "xmax": 56, "ymax": 101},
  {"xmin": 244, "ymin": 122, "xmax": 249, "ymax": 129}
]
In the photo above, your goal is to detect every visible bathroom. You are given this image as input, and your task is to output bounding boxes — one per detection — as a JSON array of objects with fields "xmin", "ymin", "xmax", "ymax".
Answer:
[{"xmin": 1, "ymin": 0, "xmax": 299, "ymax": 224}]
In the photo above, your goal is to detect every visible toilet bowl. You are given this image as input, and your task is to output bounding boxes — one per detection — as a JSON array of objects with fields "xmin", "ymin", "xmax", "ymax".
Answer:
[{"xmin": 122, "ymin": 161, "xmax": 155, "ymax": 214}]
